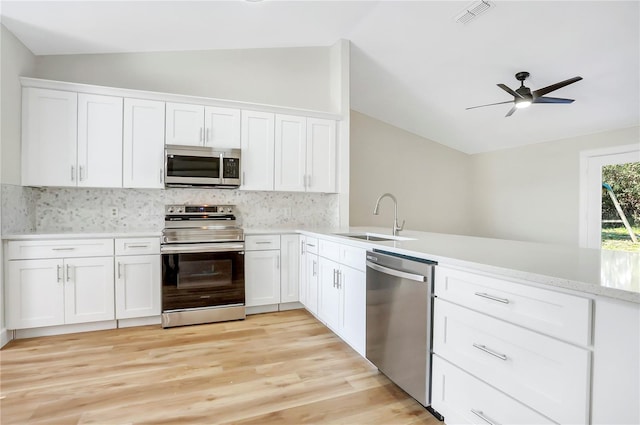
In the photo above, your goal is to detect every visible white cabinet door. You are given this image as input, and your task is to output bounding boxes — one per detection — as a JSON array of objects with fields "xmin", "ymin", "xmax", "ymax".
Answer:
[
  {"xmin": 306, "ymin": 118, "xmax": 337, "ymax": 193},
  {"xmin": 21, "ymin": 88, "xmax": 78, "ymax": 187},
  {"xmin": 274, "ymin": 114, "xmax": 306, "ymax": 192},
  {"xmin": 77, "ymin": 93, "xmax": 123, "ymax": 188},
  {"xmin": 306, "ymin": 253, "xmax": 319, "ymax": 316},
  {"xmin": 280, "ymin": 235, "xmax": 300, "ymax": 303},
  {"xmin": 6, "ymin": 259, "xmax": 65, "ymax": 329},
  {"xmin": 64, "ymin": 257, "xmax": 115, "ymax": 324},
  {"xmin": 123, "ymin": 98, "xmax": 165, "ymax": 189},
  {"xmin": 318, "ymin": 257, "xmax": 341, "ymax": 330},
  {"xmin": 204, "ymin": 107, "xmax": 241, "ymax": 148},
  {"xmin": 240, "ymin": 110, "xmax": 275, "ymax": 191},
  {"xmin": 245, "ymin": 250, "xmax": 281, "ymax": 307},
  {"xmin": 340, "ymin": 265, "xmax": 366, "ymax": 356},
  {"xmin": 115, "ymin": 255, "xmax": 161, "ymax": 319},
  {"xmin": 298, "ymin": 236, "xmax": 308, "ymax": 307},
  {"xmin": 165, "ymin": 102, "xmax": 205, "ymax": 146}
]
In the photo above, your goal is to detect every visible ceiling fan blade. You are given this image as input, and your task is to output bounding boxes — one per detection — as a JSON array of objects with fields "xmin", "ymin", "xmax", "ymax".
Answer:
[
  {"xmin": 532, "ymin": 76, "xmax": 582, "ymax": 98},
  {"xmin": 497, "ymin": 83, "xmax": 523, "ymax": 99},
  {"xmin": 466, "ymin": 100, "xmax": 514, "ymax": 110},
  {"xmin": 505, "ymin": 105, "xmax": 517, "ymax": 117},
  {"xmin": 532, "ymin": 96, "xmax": 575, "ymax": 104}
]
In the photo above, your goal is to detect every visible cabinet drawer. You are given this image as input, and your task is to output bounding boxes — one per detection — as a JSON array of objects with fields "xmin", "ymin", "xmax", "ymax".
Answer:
[
  {"xmin": 7, "ymin": 239, "xmax": 114, "ymax": 260},
  {"xmin": 433, "ymin": 298, "xmax": 590, "ymax": 425},
  {"xmin": 245, "ymin": 235, "xmax": 280, "ymax": 251},
  {"xmin": 432, "ymin": 355, "xmax": 554, "ymax": 425},
  {"xmin": 319, "ymin": 239, "xmax": 340, "ymax": 262},
  {"xmin": 435, "ymin": 266, "xmax": 592, "ymax": 346},
  {"xmin": 115, "ymin": 237, "xmax": 160, "ymax": 256},
  {"xmin": 340, "ymin": 245, "xmax": 366, "ymax": 272},
  {"xmin": 304, "ymin": 236, "xmax": 318, "ymax": 254}
]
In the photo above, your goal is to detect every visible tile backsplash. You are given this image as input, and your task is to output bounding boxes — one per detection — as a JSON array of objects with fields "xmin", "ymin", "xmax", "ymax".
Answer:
[{"xmin": 1, "ymin": 184, "xmax": 339, "ymax": 234}]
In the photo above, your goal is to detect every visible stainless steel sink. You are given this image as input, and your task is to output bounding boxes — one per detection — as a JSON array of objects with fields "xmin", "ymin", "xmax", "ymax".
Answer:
[{"xmin": 334, "ymin": 232, "xmax": 415, "ymax": 242}]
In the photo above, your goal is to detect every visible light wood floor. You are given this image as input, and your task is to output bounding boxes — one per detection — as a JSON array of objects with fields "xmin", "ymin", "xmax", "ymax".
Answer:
[{"xmin": 1, "ymin": 309, "xmax": 440, "ymax": 424}]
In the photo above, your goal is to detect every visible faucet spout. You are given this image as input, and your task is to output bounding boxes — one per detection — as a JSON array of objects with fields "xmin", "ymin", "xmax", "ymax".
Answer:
[{"xmin": 373, "ymin": 193, "xmax": 405, "ymax": 236}]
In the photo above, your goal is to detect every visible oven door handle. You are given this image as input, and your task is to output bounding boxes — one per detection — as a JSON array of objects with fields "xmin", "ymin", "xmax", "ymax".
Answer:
[{"xmin": 161, "ymin": 243, "xmax": 245, "ymax": 254}]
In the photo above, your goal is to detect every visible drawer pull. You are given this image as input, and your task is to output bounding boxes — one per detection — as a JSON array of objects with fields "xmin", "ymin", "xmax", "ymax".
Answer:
[
  {"xmin": 306, "ymin": 243, "xmax": 316, "ymax": 248},
  {"xmin": 126, "ymin": 244, "xmax": 149, "ymax": 248},
  {"xmin": 471, "ymin": 409, "xmax": 498, "ymax": 425},
  {"xmin": 473, "ymin": 343, "xmax": 508, "ymax": 361},
  {"xmin": 255, "ymin": 241, "xmax": 272, "ymax": 245},
  {"xmin": 52, "ymin": 247, "xmax": 75, "ymax": 251},
  {"xmin": 474, "ymin": 292, "xmax": 510, "ymax": 304},
  {"xmin": 56, "ymin": 265, "xmax": 62, "ymax": 282}
]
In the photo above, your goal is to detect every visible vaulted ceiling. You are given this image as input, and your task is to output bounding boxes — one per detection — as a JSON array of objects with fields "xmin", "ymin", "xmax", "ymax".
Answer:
[{"xmin": 2, "ymin": 1, "xmax": 638, "ymax": 153}]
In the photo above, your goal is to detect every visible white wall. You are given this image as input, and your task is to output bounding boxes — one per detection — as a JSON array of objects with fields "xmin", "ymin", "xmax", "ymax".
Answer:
[
  {"xmin": 1, "ymin": 24, "xmax": 35, "ymax": 185},
  {"xmin": 349, "ymin": 110, "xmax": 472, "ymax": 235},
  {"xmin": 469, "ymin": 126, "xmax": 640, "ymax": 245},
  {"xmin": 33, "ymin": 47, "xmax": 332, "ymax": 113}
]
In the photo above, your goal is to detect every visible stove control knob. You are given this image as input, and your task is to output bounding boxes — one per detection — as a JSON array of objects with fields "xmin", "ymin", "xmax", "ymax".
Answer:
[
  {"xmin": 227, "ymin": 207, "xmax": 233, "ymax": 213},
  {"xmin": 176, "ymin": 207, "xmax": 183, "ymax": 213},
  {"xmin": 167, "ymin": 207, "xmax": 174, "ymax": 214}
]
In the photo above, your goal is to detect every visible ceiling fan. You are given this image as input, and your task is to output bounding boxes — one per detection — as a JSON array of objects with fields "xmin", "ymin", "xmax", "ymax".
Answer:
[{"xmin": 467, "ymin": 72, "xmax": 583, "ymax": 117}]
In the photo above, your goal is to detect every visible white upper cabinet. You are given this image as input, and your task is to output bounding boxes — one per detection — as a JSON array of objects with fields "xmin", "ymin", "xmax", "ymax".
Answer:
[
  {"xmin": 274, "ymin": 115, "xmax": 337, "ymax": 193},
  {"xmin": 306, "ymin": 118, "xmax": 337, "ymax": 193},
  {"xmin": 22, "ymin": 89, "xmax": 123, "ymax": 188},
  {"xmin": 204, "ymin": 107, "xmax": 241, "ymax": 148},
  {"xmin": 166, "ymin": 102, "xmax": 240, "ymax": 148},
  {"xmin": 123, "ymin": 98, "xmax": 165, "ymax": 189},
  {"xmin": 22, "ymin": 88, "xmax": 78, "ymax": 187},
  {"xmin": 165, "ymin": 103, "xmax": 204, "ymax": 146},
  {"xmin": 77, "ymin": 94, "xmax": 123, "ymax": 188},
  {"xmin": 240, "ymin": 110, "xmax": 275, "ymax": 191},
  {"xmin": 275, "ymin": 114, "xmax": 307, "ymax": 192}
]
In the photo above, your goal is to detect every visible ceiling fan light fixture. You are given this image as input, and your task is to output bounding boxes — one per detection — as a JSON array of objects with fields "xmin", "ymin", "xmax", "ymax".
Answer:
[{"xmin": 515, "ymin": 100, "xmax": 532, "ymax": 109}]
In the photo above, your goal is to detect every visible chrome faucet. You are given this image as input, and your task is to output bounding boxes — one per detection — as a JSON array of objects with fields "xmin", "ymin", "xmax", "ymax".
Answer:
[{"xmin": 373, "ymin": 193, "xmax": 405, "ymax": 236}]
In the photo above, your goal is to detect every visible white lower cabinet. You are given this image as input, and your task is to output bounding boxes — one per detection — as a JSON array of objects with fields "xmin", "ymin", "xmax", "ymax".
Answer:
[
  {"xmin": 432, "ymin": 266, "xmax": 592, "ymax": 425},
  {"xmin": 245, "ymin": 250, "xmax": 281, "ymax": 307},
  {"xmin": 280, "ymin": 235, "xmax": 300, "ymax": 304},
  {"xmin": 7, "ymin": 256, "xmax": 115, "ymax": 329},
  {"xmin": 432, "ymin": 356, "xmax": 554, "ymax": 425},
  {"xmin": 316, "ymin": 238, "xmax": 366, "ymax": 356},
  {"xmin": 115, "ymin": 254, "xmax": 161, "ymax": 319},
  {"xmin": 245, "ymin": 235, "xmax": 282, "ymax": 308}
]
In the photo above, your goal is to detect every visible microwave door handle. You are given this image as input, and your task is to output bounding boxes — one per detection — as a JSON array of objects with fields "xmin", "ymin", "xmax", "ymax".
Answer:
[{"xmin": 219, "ymin": 153, "xmax": 224, "ymax": 182}]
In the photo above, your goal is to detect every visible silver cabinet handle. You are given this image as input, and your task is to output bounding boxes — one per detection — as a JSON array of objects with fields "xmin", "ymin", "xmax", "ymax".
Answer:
[
  {"xmin": 475, "ymin": 292, "xmax": 510, "ymax": 304},
  {"xmin": 471, "ymin": 409, "xmax": 498, "ymax": 425},
  {"xmin": 52, "ymin": 247, "xmax": 75, "ymax": 251},
  {"xmin": 333, "ymin": 269, "xmax": 337, "ymax": 287},
  {"xmin": 117, "ymin": 262, "xmax": 122, "ymax": 279},
  {"xmin": 160, "ymin": 169, "xmax": 163, "ymax": 184},
  {"xmin": 473, "ymin": 343, "xmax": 508, "ymax": 361},
  {"xmin": 306, "ymin": 243, "xmax": 316, "ymax": 248},
  {"xmin": 66, "ymin": 264, "xmax": 72, "ymax": 282},
  {"xmin": 56, "ymin": 265, "xmax": 62, "ymax": 282},
  {"xmin": 337, "ymin": 270, "xmax": 342, "ymax": 289},
  {"xmin": 79, "ymin": 165, "xmax": 84, "ymax": 181},
  {"xmin": 71, "ymin": 165, "xmax": 75, "ymax": 182},
  {"xmin": 366, "ymin": 261, "xmax": 426, "ymax": 282},
  {"xmin": 276, "ymin": 255, "xmax": 280, "ymax": 269},
  {"xmin": 242, "ymin": 171, "xmax": 246, "ymax": 186},
  {"xmin": 301, "ymin": 240, "xmax": 305, "ymax": 255},
  {"xmin": 255, "ymin": 241, "xmax": 272, "ymax": 245},
  {"xmin": 126, "ymin": 244, "xmax": 149, "ymax": 249},
  {"xmin": 313, "ymin": 260, "xmax": 317, "ymax": 276}
]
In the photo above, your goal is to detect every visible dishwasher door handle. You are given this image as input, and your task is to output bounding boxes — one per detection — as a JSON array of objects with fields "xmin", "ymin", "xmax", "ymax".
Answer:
[{"xmin": 366, "ymin": 261, "xmax": 426, "ymax": 282}]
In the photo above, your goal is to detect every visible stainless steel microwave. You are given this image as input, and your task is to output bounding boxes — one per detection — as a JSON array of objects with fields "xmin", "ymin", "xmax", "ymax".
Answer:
[{"xmin": 165, "ymin": 145, "xmax": 241, "ymax": 188}]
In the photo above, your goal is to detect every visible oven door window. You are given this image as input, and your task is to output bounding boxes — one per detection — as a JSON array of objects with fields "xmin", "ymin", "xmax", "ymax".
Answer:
[
  {"xmin": 162, "ymin": 251, "xmax": 244, "ymax": 311},
  {"xmin": 166, "ymin": 154, "xmax": 220, "ymax": 179}
]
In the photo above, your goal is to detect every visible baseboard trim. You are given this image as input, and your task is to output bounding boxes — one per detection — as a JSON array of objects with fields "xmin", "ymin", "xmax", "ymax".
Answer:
[
  {"xmin": 118, "ymin": 316, "xmax": 161, "ymax": 328},
  {"xmin": 14, "ymin": 321, "xmax": 117, "ymax": 339},
  {"xmin": 279, "ymin": 302, "xmax": 304, "ymax": 311},
  {"xmin": 246, "ymin": 305, "xmax": 279, "ymax": 315},
  {"xmin": 0, "ymin": 327, "xmax": 13, "ymax": 348}
]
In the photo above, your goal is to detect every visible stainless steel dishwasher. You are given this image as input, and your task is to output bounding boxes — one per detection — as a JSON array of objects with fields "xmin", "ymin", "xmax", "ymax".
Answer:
[{"xmin": 365, "ymin": 249, "xmax": 437, "ymax": 409}]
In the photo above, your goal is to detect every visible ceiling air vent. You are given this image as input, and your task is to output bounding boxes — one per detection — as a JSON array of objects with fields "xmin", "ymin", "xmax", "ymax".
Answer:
[{"xmin": 454, "ymin": 0, "xmax": 495, "ymax": 24}]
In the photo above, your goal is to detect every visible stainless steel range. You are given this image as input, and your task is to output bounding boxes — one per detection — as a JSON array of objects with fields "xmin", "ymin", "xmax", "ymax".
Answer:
[{"xmin": 161, "ymin": 204, "xmax": 245, "ymax": 328}]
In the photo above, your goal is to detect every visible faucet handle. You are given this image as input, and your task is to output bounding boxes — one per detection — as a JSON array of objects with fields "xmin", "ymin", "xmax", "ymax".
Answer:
[{"xmin": 396, "ymin": 219, "xmax": 405, "ymax": 233}]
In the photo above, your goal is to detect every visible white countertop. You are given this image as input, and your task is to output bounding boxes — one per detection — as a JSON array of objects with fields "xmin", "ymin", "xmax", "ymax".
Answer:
[
  {"xmin": 2, "ymin": 230, "xmax": 162, "ymax": 240},
  {"xmin": 4, "ymin": 226, "xmax": 638, "ymax": 303},
  {"xmin": 299, "ymin": 227, "xmax": 640, "ymax": 304}
]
